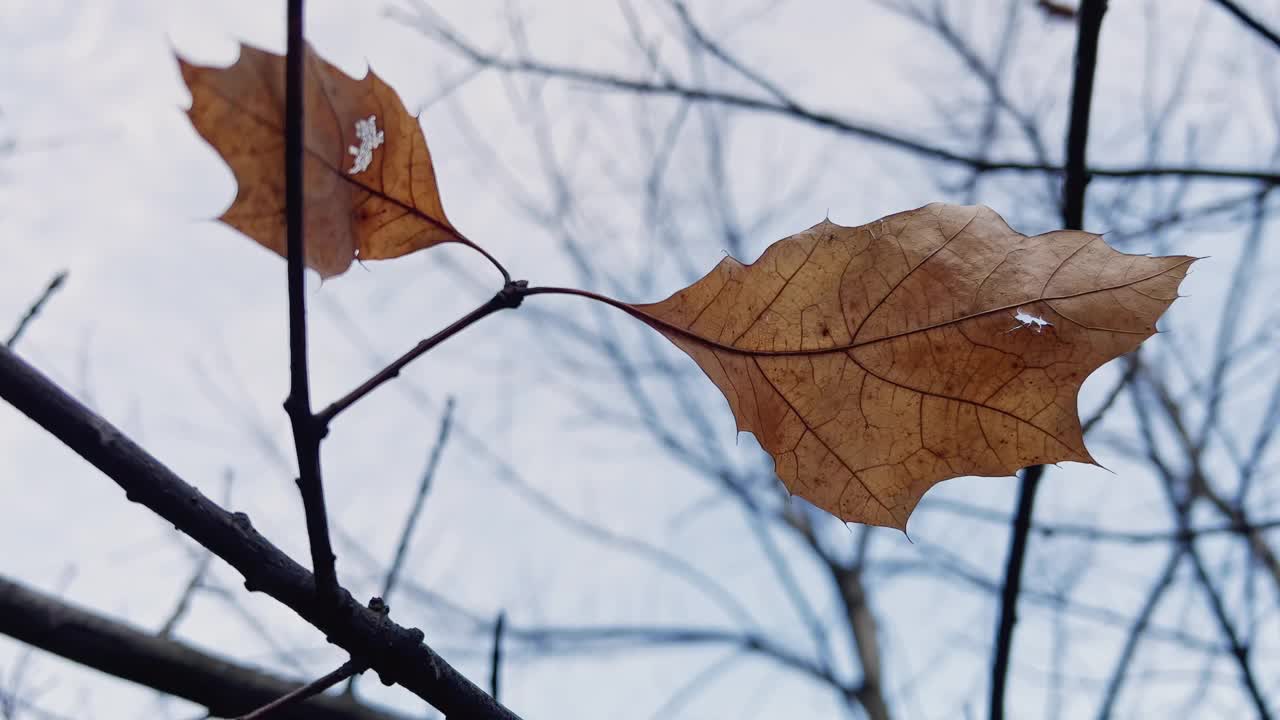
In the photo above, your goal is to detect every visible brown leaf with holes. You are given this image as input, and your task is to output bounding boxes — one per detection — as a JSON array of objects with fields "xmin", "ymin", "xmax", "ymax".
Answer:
[
  {"xmin": 633, "ymin": 204, "xmax": 1194, "ymax": 530},
  {"xmin": 179, "ymin": 43, "xmax": 459, "ymax": 278}
]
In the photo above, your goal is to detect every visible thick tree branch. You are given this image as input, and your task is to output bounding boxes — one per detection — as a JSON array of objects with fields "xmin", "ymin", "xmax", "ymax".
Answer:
[
  {"xmin": 988, "ymin": 464, "xmax": 1044, "ymax": 720},
  {"xmin": 0, "ymin": 575, "xmax": 408, "ymax": 720},
  {"xmin": 0, "ymin": 344, "xmax": 522, "ymax": 720},
  {"xmin": 1061, "ymin": 2, "xmax": 1107, "ymax": 230},
  {"xmin": 990, "ymin": 3, "xmax": 1106, "ymax": 719}
]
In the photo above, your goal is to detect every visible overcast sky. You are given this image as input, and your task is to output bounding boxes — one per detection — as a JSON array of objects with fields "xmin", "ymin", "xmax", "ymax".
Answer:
[{"xmin": 2, "ymin": 1, "xmax": 1278, "ymax": 718}]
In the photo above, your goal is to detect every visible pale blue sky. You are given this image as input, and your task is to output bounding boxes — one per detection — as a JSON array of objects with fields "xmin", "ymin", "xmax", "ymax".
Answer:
[{"xmin": 2, "ymin": 1, "xmax": 1278, "ymax": 718}]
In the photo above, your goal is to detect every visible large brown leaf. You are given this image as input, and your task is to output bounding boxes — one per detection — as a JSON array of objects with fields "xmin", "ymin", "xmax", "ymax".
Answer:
[
  {"xmin": 633, "ymin": 203, "xmax": 1194, "ymax": 529},
  {"xmin": 179, "ymin": 43, "xmax": 458, "ymax": 278}
]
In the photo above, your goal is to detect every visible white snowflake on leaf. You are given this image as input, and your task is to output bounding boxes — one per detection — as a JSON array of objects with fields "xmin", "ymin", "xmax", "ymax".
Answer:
[{"xmin": 347, "ymin": 115, "xmax": 384, "ymax": 175}]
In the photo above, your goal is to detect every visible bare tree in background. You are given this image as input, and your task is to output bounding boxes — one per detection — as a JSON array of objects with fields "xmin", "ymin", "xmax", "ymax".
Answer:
[
  {"xmin": 2, "ymin": 1, "xmax": 1280, "ymax": 719},
  {"xmin": 374, "ymin": 0, "xmax": 1280, "ymax": 717}
]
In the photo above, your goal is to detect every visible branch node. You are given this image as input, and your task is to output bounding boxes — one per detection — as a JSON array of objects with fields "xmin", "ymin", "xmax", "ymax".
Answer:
[
  {"xmin": 496, "ymin": 280, "xmax": 529, "ymax": 310},
  {"xmin": 368, "ymin": 596, "xmax": 390, "ymax": 616}
]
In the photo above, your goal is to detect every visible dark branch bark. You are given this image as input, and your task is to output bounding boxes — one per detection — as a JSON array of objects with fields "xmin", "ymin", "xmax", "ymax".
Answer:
[
  {"xmin": 489, "ymin": 612, "xmax": 505, "ymax": 703},
  {"xmin": 988, "ymin": 464, "xmax": 1044, "ymax": 720},
  {"xmin": 0, "ymin": 575, "xmax": 407, "ymax": 720},
  {"xmin": 1060, "ymin": 1, "xmax": 1107, "ymax": 230},
  {"xmin": 1211, "ymin": 0, "xmax": 1280, "ymax": 51},
  {"xmin": 990, "ymin": 3, "xmax": 1107, "ymax": 719},
  {"xmin": 394, "ymin": 6, "xmax": 1280, "ymax": 185},
  {"xmin": 0, "ymin": 344, "xmax": 522, "ymax": 720},
  {"xmin": 6, "ymin": 271, "xmax": 67, "ymax": 348},
  {"xmin": 282, "ymin": 0, "xmax": 338, "ymax": 603}
]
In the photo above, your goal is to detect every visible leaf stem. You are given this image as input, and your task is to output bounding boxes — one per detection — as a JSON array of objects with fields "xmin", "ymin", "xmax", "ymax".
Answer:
[
  {"xmin": 460, "ymin": 238, "xmax": 512, "ymax": 285},
  {"xmin": 283, "ymin": 0, "xmax": 339, "ymax": 604}
]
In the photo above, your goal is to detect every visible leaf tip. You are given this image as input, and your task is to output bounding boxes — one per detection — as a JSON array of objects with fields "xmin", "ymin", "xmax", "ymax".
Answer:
[{"xmin": 809, "ymin": 216, "xmax": 846, "ymax": 233}]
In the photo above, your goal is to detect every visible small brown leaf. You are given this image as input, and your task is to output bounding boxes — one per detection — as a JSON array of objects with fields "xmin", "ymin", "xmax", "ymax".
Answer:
[
  {"xmin": 179, "ymin": 43, "xmax": 459, "ymax": 278},
  {"xmin": 632, "ymin": 204, "xmax": 1193, "ymax": 529}
]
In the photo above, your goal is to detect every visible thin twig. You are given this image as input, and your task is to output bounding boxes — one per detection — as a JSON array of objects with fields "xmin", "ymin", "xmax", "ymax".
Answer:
[
  {"xmin": 1211, "ymin": 0, "xmax": 1280, "ymax": 51},
  {"xmin": 927, "ymin": 497, "xmax": 1280, "ymax": 545},
  {"xmin": 1130, "ymin": 369, "xmax": 1273, "ymax": 718},
  {"xmin": 282, "ymin": 0, "xmax": 339, "ymax": 603},
  {"xmin": 1094, "ymin": 547, "xmax": 1185, "ymax": 719},
  {"xmin": 990, "ymin": 4, "xmax": 1107, "ymax": 718},
  {"xmin": 6, "ymin": 271, "xmax": 67, "ymax": 348},
  {"xmin": 667, "ymin": 0, "xmax": 791, "ymax": 105},
  {"xmin": 382, "ymin": 398, "xmax": 456, "ymax": 601},
  {"xmin": 1141, "ymin": 363, "xmax": 1280, "ymax": 595},
  {"xmin": 1081, "ymin": 353, "xmax": 1141, "ymax": 434},
  {"xmin": 490, "ymin": 612, "xmax": 505, "ymax": 703},
  {"xmin": 158, "ymin": 543, "xmax": 215, "ymax": 639},
  {"xmin": 317, "ymin": 283, "xmax": 525, "ymax": 426},
  {"xmin": 1183, "ymin": 544, "xmax": 1271, "ymax": 718},
  {"xmin": 392, "ymin": 3, "xmax": 1280, "ymax": 185},
  {"xmin": 236, "ymin": 660, "xmax": 364, "ymax": 720}
]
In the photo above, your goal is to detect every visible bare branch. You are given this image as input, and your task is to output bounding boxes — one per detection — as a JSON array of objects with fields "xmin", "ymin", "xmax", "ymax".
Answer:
[
  {"xmin": 991, "ymin": 3, "xmax": 1107, "ymax": 717},
  {"xmin": 236, "ymin": 660, "xmax": 365, "ymax": 720},
  {"xmin": 0, "ymin": 344, "xmax": 521, "ymax": 720},
  {"xmin": 1211, "ymin": 0, "xmax": 1280, "ymax": 52},
  {"xmin": 489, "ymin": 612, "xmax": 505, "ymax": 703},
  {"xmin": 1094, "ymin": 548, "xmax": 1185, "ymax": 719},
  {"xmin": 392, "ymin": 2, "xmax": 1280, "ymax": 185},
  {"xmin": 1131, "ymin": 369, "xmax": 1273, "ymax": 718},
  {"xmin": 382, "ymin": 398, "xmax": 457, "ymax": 601},
  {"xmin": 6, "ymin": 271, "xmax": 67, "ymax": 348},
  {"xmin": 159, "ymin": 470, "xmax": 234, "ymax": 638},
  {"xmin": 0, "ymin": 575, "xmax": 406, "ymax": 720},
  {"xmin": 282, "ymin": 0, "xmax": 339, "ymax": 604},
  {"xmin": 317, "ymin": 285, "xmax": 525, "ymax": 427}
]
